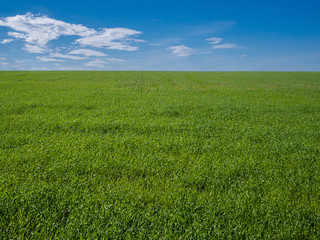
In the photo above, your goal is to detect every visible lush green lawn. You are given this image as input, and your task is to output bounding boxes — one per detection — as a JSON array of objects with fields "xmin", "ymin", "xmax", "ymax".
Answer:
[{"xmin": 0, "ymin": 71, "xmax": 319, "ymax": 239}]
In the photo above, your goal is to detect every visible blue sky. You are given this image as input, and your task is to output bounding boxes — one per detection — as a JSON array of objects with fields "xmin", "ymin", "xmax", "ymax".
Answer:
[{"xmin": 0, "ymin": 0, "xmax": 319, "ymax": 71}]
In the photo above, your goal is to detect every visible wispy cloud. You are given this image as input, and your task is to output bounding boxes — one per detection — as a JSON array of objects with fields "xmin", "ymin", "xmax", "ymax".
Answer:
[
  {"xmin": 212, "ymin": 43, "xmax": 240, "ymax": 49},
  {"xmin": 169, "ymin": 45, "xmax": 193, "ymax": 56},
  {"xmin": 84, "ymin": 58, "xmax": 124, "ymax": 68},
  {"xmin": 24, "ymin": 44, "xmax": 47, "ymax": 53},
  {"xmin": 206, "ymin": 37, "xmax": 240, "ymax": 49},
  {"xmin": 1, "ymin": 39, "xmax": 13, "ymax": 44},
  {"xmin": 37, "ymin": 56, "xmax": 66, "ymax": 62},
  {"xmin": 149, "ymin": 43, "xmax": 162, "ymax": 46},
  {"xmin": 15, "ymin": 59, "xmax": 28, "ymax": 63},
  {"xmin": 49, "ymin": 53, "xmax": 87, "ymax": 60},
  {"xmin": 206, "ymin": 37, "xmax": 241, "ymax": 50},
  {"xmin": 104, "ymin": 58, "xmax": 124, "ymax": 62},
  {"xmin": 84, "ymin": 59, "xmax": 111, "ymax": 68},
  {"xmin": 206, "ymin": 37, "xmax": 223, "ymax": 44},
  {"xmin": 0, "ymin": 13, "xmax": 144, "ymax": 53},
  {"xmin": 76, "ymin": 28, "xmax": 142, "ymax": 51},
  {"xmin": 69, "ymin": 49, "xmax": 107, "ymax": 57},
  {"xmin": 240, "ymin": 54, "xmax": 247, "ymax": 57}
]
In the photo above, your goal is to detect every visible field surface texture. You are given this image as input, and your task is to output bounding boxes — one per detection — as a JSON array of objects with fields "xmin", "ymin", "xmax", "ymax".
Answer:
[{"xmin": 0, "ymin": 71, "xmax": 320, "ymax": 239}]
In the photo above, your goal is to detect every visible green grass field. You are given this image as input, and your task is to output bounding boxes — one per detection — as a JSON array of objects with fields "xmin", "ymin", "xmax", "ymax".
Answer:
[{"xmin": 0, "ymin": 71, "xmax": 320, "ymax": 239}]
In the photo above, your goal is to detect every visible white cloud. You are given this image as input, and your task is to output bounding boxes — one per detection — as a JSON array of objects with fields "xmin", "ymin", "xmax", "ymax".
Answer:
[
  {"xmin": 240, "ymin": 54, "xmax": 248, "ymax": 57},
  {"xmin": 8, "ymin": 31, "xmax": 26, "ymax": 39},
  {"xmin": 0, "ymin": 13, "xmax": 94, "ymax": 53},
  {"xmin": 0, "ymin": 60, "xmax": 9, "ymax": 68},
  {"xmin": 84, "ymin": 58, "xmax": 124, "ymax": 68},
  {"xmin": 15, "ymin": 59, "xmax": 27, "ymax": 63},
  {"xmin": 150, "ymin": 43, "xmax": 162, "ymax": 46},
  {"xmin": 0, "ymin": 57, "xmax": 7, "ymax": 60},
  {"xmin": 212, "ymin": 43, "xmax": 239, "ymax": 49},
  {"xmin": 168, "ymin": 45, "xmax": 193, "ymax": 56},
  {"xmin": 37, "ymin": 56, "xmax": 66, "ymax": 62},
  {"xmin": 49, "ymin": 53, "xmax": 87, "ymax": 60},
  {"xmin": 0, "ymin": 13, "xmax": 143, "ymax": 53},
  {"xmin": 105, "ymin": 58, "xmax": 124, "ymax": 62},
  {"xmin": 1, "ymin": 39, "xmax": 13, "ymax": 44},
  {"xmin": 76, "ymin": 28, "xmax": 142, "ymax": 51},
  {"xmin": 24, "ymin": 44, "xmax": 47, "ymax": 53},
  {"xmin": 84, "ymin": 59, "xmax": 111, "ymax": 68},
  {"xmin": 132, "ymin": 39, "xmax": 146, "ymax": 43},
  {"xmin": 69, "ymin": 49, "xmax": 107, "ymax": 57},
  {"xmin": 206, "ymin": 37, "xmax": 223, "ymax": 44},
  {"xmin": 206, "ymin": 38, "xmax": 241, "ymax": 50}
]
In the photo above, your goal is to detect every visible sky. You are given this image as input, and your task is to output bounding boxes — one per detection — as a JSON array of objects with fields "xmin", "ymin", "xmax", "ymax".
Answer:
[{"xmin": 0, "ymin": 0, "xmax": 320, "ymax": 71}]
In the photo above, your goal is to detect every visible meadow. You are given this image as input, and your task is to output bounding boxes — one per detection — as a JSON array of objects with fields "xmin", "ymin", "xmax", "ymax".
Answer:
[{"xmin": 0, "ymin": 71, "xmax": 319, "ymax": 239}]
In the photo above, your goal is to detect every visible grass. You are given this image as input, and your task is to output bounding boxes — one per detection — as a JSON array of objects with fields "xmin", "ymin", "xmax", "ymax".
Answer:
[{"xmin": 0, "ymin": 71, "xmax": 319, "ymax": 239}]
